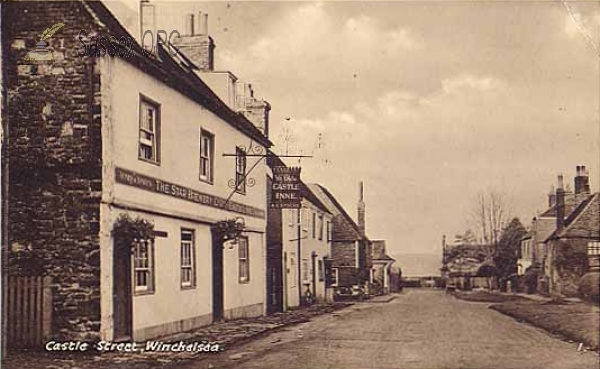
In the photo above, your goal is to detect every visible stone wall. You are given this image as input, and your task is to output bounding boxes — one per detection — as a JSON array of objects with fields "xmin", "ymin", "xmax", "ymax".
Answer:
[{"xmin": 4, "ymin": 1, "xmax": 103, "ymax": 340}]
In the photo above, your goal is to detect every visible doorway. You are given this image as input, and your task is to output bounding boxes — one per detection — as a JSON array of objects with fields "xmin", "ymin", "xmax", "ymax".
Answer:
[{"xmin": 113, "ymin": 242, "xmax": 132, "ymax": 341}]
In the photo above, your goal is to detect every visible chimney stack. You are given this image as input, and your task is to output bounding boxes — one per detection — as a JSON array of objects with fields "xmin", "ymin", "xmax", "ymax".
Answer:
[
  {"xmin": 358, "ymin": 181, "xmax": 366, "ymax": 235},
  {"xmin": 172, "ymin": 12, "xmax": 215, "ymax": 71},
  {"xmin": 574, "ymin": 165, "xmax": 591, "ymax": 195},
  {"xmin": 185, "ymin": 14, "xmax": 195, "ymax": 36},
  {"xmin": 140, "ymin": 0, "xmax": 156, "ymax": 49},
  {"xmin": 242, "ymin": 84, "xmax": 271, "ymax": 138},
  {"xmin": 556, "ymin": 175, "xmax": 565, "ymax": 230}
]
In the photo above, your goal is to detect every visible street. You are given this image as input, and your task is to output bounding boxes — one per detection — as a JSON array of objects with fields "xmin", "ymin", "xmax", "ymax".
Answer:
[{"xmin": 193, "ymin": 290, "xmax": 599, "ymax": 369}]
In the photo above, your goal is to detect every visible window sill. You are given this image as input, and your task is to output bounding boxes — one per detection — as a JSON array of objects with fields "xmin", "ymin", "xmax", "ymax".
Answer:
[
  {"xmin": 134, "ymin": 289, "xmax": 155, "ymax": 296},
  {"xmin": 238, "ymin": 279, "xmax": 250, "ymax": 284},
  {"xmin": 138, "ymin": 157, "xmax": 160, "ymax": 166},
  {"xmin": 199, "ymin": 177, "xmax": 214, "ymax": 185},
  {"xmin": 181, "ymin": 285, "xmax": 196, "ymax": 291}
]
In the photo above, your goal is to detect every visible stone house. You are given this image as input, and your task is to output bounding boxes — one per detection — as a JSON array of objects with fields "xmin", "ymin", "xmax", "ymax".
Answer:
[
  {"xmin": 307, "ymin": 183, "xmax": 373, "ymax": 299},
  {"xmin": 3, "ymin": 1, "xmax": 271, "ymax": 341},
  {"xmin": 543, "ymin": 168, "xmax": 599, "ymax": 297}
]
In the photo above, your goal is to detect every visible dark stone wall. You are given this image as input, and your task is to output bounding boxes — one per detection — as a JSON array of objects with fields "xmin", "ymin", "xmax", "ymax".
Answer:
[
  {"xmin": 266, "ymin": 176, "xmax": 283, "ymax": 313},
  {"xmin": 4, "ymin": 1, "xmax": 103, "ymax": 340}
]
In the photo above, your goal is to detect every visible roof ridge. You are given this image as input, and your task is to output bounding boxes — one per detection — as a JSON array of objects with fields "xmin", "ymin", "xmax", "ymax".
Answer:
[{"xmin": 556, "ymin": 192, "xmax": 599, "ymax": 238}]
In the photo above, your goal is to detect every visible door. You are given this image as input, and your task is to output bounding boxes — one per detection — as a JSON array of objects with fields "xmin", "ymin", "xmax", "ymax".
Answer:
[
  {"xmin": 113, "ymin": 243, "xmax": 132, "ymax": 340},
  {"xmin": 211, "ymin": 229, "xmax": 224, "ymax": 322}
]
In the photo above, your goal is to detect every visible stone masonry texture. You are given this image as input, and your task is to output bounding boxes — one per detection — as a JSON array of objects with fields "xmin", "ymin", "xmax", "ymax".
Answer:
[{"xmin": 4, "ymin": 1, "xmax": 103, "ymax": 340}]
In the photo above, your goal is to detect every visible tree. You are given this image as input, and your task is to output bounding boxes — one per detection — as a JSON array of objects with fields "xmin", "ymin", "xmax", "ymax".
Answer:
[
  {"xmin": 494, "ymin": 217, "xmax": 527, "ymax": 280},
  {"xmin": 470, "ymin": 190, "xmax": 511, "ymax": 258}
]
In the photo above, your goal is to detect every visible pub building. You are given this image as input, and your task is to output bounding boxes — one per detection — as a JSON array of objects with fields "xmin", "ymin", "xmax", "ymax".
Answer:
[{"xmin": 4, "ymin": 1, "xmax": 272, "ymax": 342}]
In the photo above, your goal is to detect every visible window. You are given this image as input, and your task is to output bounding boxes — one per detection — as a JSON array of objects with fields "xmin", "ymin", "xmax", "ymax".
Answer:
[
  {"xmin": 139, "ymin": 96, "xmax": 160, "ymax": 163},
  {"xmin": 235, "ymin": 147, "xmax": 247, "ymax": 194},
  {"xmin": 318, "ymin": 259, "xmax": 324, "ymax": 281},
  {"xmin": 134, "ymin": 239, "xmax": 154, "ymax": 293},
  {"xmin": 326, "ymin": 221, "xmax": 332, "ymax": 242},
  {"xmin": 588, "ymin": 241, "xmax": 600, "ymax": 256},
  {"xmin": 302, "ymin": 259, "xmax": 309, "ymax": 283},
  {"xmin": 238, "ymin": 236, "xmax": 250, "ymax": 283},
  {"xmin": 312, "ymin": 213, "xmax": 316, "ymax": 239},
  {"xmin": 330, "ymin": 268, "xmax": 339, "ymax": 287},
  {"xmin": 199, "ymin": 130, "xmax": 214, "ymax": 183},
  {"xmin": 318, "ymin": 215, "xmax": 324, "ymax": 241},
  {"xmin": 181, "ymin": 230, "xmax": 196, "ymax": 288}
]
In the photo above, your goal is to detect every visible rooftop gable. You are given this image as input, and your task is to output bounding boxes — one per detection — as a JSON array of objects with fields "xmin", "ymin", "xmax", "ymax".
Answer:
[
  {"xmin": 84, "ymin": 1, "xmax": 271, "ymax": 147},
  {"xmin": 554, "ymin": 193, "xmax": 600, "ymax": 240}
]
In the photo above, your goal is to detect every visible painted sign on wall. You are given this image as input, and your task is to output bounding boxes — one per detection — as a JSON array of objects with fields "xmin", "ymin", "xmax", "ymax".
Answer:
[{"xmin": 115, "ymin": 167, "xmax": 265, "ymax": 218}]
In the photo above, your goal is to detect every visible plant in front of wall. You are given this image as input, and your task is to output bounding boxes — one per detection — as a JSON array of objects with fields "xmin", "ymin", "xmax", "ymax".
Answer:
[{"xmin": 111, "ymin": 213, "xmax": 155, "ymax": 250}]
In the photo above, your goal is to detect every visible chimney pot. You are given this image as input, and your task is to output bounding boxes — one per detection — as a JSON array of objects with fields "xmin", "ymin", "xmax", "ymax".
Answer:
[
  {"xmin": 185, "ymin": 14, "xmax": 195, "ymax": 36},
  {"xmin": 574, "ymin": 165, "xmax": 591, "ymax": 195},
  {"xmin": 202, "ymin": 13, "xmax": 209, "ymax": 35},
  {"xmin": 557, "ymin": 175, "xmax": 564, "ymax": 190}
]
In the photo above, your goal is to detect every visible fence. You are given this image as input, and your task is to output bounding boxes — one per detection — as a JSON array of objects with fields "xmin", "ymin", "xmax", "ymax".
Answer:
[{"xmin": 6, "ymin": 276, "xmax": 52, "ymax": 349}]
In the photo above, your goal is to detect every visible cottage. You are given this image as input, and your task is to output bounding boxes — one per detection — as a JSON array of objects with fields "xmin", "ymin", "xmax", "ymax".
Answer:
[
  {"xmin": 543, "ymin": 168, "xmax": 599, "ymax": 296},
  {"xmin": 4, "ymin": 1, "xmax": 271, "ymax": 341},
  {"xmin": 370, "ymin": 240, "xmax": 395, "ymax": 295},
  {"xmin": 307, "ymin": 183, "xmax": 373, "ymax": 299}
]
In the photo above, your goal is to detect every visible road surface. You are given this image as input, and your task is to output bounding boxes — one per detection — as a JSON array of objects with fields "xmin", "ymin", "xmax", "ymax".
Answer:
[{"xmin": 191, "ymin": 289, "xmax": 599, "ymax": 369}]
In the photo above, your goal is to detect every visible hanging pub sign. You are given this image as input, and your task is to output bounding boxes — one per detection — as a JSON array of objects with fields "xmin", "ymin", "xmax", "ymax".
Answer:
[{"xmin": 271, "ymin": 166, "xmax": 302, "ymax": 208}]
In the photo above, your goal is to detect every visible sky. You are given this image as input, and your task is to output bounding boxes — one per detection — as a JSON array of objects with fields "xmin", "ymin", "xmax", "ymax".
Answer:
[{"xmin": 107, "ymin": 0, "xmax": 600, "ymax": 276}]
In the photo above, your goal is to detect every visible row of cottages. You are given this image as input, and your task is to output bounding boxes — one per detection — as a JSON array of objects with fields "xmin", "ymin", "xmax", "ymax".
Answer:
[
  {"xmin": 308, "ymin": 183, "xmax": 375, "ymax": 299},
  {"xmin": 4, "ymin": 1, "xmax": 273, "ymax": 342},
  {"xmin": 518, "ymin": 166, "xmax": 600, "ymax": 297},
  {"xmin": 266, "ymin": 155, "xmax": 334, "ymax": 311},
  {"xmin": 3, "ymin": 1, "xmax": 396, "ymax": 344}
]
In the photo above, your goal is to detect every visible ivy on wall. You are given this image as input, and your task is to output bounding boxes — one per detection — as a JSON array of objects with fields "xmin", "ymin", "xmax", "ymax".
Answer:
[{"xmin": 111, "ymin": 213, "xmax": 155, "ymax": 251}]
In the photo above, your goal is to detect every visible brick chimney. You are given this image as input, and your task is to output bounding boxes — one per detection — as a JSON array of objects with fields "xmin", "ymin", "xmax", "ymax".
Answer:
[
  {"xmin": 140, "ymin": 0, "xmax": 156, "ymax": 50},
  {"xmin": 556, "ymin": 175, "xmax": 565, "ymax": 230},
  {"xmin": 172, "ymin": 12, "xmax": 215, "ymax": 71},
  {"xmin": 358, "ymin": 181, "xmax": 365, "ymax": 235},
  {"xmin": 574, "ymin": 165, "xmax": 591, "ymax": 195},
  {"xmin": 240, "ymin": 84, "xmax": 271, "ymax": 138}
]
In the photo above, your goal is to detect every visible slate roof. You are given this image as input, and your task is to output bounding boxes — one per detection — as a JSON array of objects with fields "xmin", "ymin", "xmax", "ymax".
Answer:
[
  {"xmin": 84, "ymin": 1, "xmax": 271, "ymax": 147},
  {"xmin": 372, "ymin": 240, "xmax": 394, "ymax": 261},
  {"xmin": 539, "ymin": 193, "xmax": 589, "ymax": 218},
  {"xmin": 548, "ymin": 193, "xmax": 600, "ymax": 240},
  {"xmin": 306, "ymin": 183, "xmax": 368, "ymax": 242}
]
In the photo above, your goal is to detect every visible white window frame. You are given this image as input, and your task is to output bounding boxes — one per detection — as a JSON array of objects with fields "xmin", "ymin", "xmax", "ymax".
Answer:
[
  {"xmin": 588, "ymin": 241, "xmax": 600, "ymax": 256},
  {"xmin": 238, "ymin": 236, "xmax": 250, "ymax": 283},
  {"xmin": 199, "ymin": 129, "xmax": 214, "ymax": 183},
  {"xmin": 318, "ymin": 259, "xmax": 324, "ymax": 281},
  {"xmin": 330, "ymin": 267, "xmax": 339, "ymax": 287},
  {"xmin": 138, "ymin": 96, "xmax": 160, "ymax": 164},
  {"xmin": 133, "ymin": 239, "xmax": 155, "ymax": 294},
  {"xmin": 302, "ymin": 258, "xmax": 309, "ymax": 284},
  {"xmin": 181, "ymin": 229, "xmax": 196, "ymax": 289}
]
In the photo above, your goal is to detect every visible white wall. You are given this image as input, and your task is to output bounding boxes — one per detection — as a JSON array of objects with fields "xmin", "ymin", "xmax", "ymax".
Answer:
[
  {"xmin": 99, "ymin": 57, "xmax": 267, "ymax": 339},
  {"xmin": 281, "ymin": 201, "xmax": 332, "ymax": 308}
]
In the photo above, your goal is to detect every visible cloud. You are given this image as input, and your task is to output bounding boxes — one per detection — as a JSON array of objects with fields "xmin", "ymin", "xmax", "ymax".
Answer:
[{"xmin": 218, "ymin": 3, "xmax": 421, "ymax": 79}]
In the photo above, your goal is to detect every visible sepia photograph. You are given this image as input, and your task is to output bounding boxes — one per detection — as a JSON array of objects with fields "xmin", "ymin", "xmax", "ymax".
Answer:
[{"xmin": 1, "ymin": 0, "xmax": 599, "ymax": 368}]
